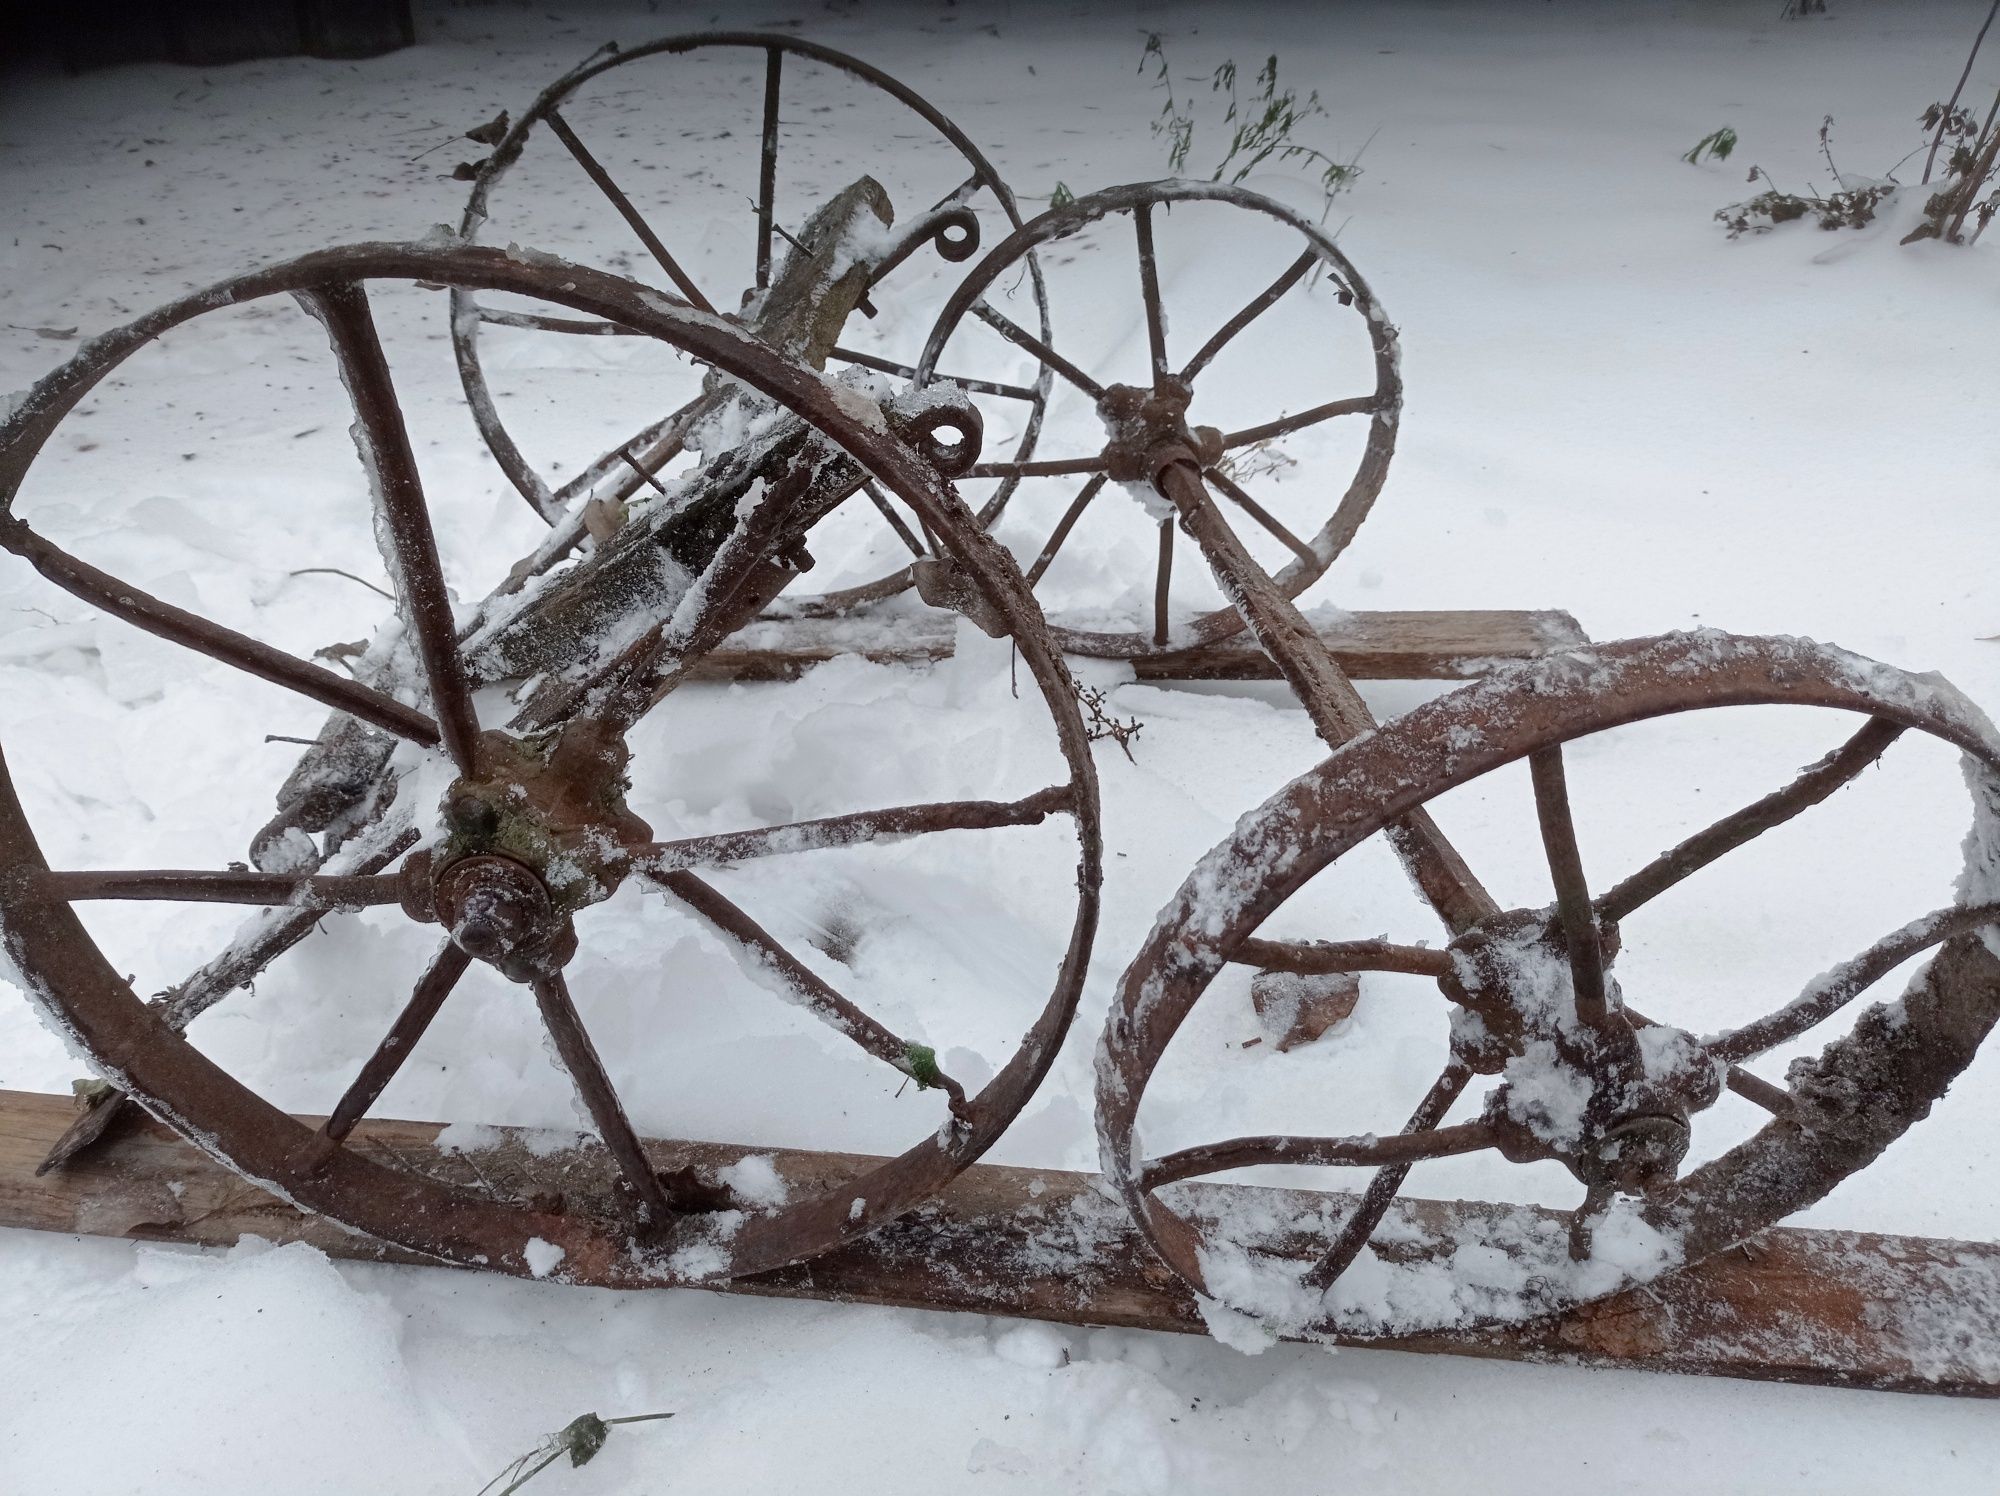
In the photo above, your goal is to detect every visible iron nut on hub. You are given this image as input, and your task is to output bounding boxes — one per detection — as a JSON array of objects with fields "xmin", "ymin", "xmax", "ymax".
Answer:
[
  {"xmin": 434, "ymin": 854, "xmax": 559, "ymax": 972},
  {"xmin": 1580, "ymin": 1113, "xmax": 1691, "ymax": 1193}
]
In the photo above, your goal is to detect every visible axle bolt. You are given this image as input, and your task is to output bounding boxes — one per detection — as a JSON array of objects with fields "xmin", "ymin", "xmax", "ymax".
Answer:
[
  {"xmin": 1583, "ymin": 1113, "xmax": 1690, "ymax": 1192},
  {"xmin": 434, "ymin": 854, "xmax": 553, "ymax": 967},
  {"xmin": 447, "ymin": 791, "xmax": 501, "ymax": 838}
]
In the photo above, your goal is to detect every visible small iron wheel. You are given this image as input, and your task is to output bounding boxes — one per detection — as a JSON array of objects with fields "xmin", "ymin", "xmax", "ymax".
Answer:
[
  {"xmin": 452, "ymin": 31, "xmax": 1055, "ymax": 619},
  {"xmin": 0, "ymin": 240, "xmax": 1101, "ymax": 1286},
  {"xmin": 1096, "ymin": 631, "xmax": 2000, "ymax": 1334},
  {"xmin": 915, "ymin": 179, "xmax": 1402, "ymax": 659}
]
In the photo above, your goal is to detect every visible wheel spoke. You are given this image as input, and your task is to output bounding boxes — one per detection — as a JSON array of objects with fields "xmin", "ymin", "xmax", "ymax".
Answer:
[
  {"xmin": 1708, "ymin": 900, "xmax": 2000, "ymax": 1065},
  {"xmin": 1134, "ymin": 201, "xmax": 1170, "ymax": 384},
  {"xmin": 1025, "ymin": 473, "xmax": 1106, "ymax": 587},
  {"xmin": 652, "ymin": 870, "xmax": 969, "ymax": 1117},
  {"xmin": 860, "ymin": 479, "xmax": 929, "ymax": 560},
  {"xmin": 475, "ymin": 307, "xmax": 638, "ymax": 336},
  {"xmin": 1221, "ymin": 394, "xmax": 1380, "ymax": 451},
  {"xmin": 756, "ymin": 46, "xmax": 783, "ymax": 291},
  {"xmin": 530, "ymin": 967, "xmax": 675, "ymax": 1225},
  {"xmin": 296, "ymin": 941, "xmax": 472, "ymax": 1170},
  {"xmin": 37, "ymin": 825, "xmax": 419, "ymax": 1176},
  {"xmin": 913, "ymin": 507, "xmax": 941, "ymax": 556},
  {"xmin": 37, "ymin": 868, "xmax": 402, "ymax": 908},
  {"xmin": 1303, "ymin": 1063, "xmax": 1469, "ymax": 1292},
  {"xmin": 303, "ymin": 281, "xmax": 484, "ymax": 777},
  {"xmin": 0, "ymin": 515, "xmax": 437, "ymax": 747},
  {"xmin": 545, "ymin": 396, "xmax": 710, "ymax": 518},
  {"xmin": 1596, "ymin": 717, "xmax": 1906, "ymax": 924},
  {"xmin": 1720, "ymin": 1063, "xmax": 1793, "ymax": 1114},
  {"xmin": 969, "ymin": 300, "xmax": 1105, "ymax": 400},
  {"xmin": 829, "ymin": 346, "xmax": 1040, "ymax": 403},
  {"xmin": 1612, "ymin": 1002, "xmax": 1794, "ymax": 1115},
  {"xmin": 966, "ymin": 454, "xmax": 1106, "ymax": 481},
  {"xmin": 638, "ymin": 786, "xmax": 1071, "ymax": 875},
  {"xmin": 614, "ymin": 446, "xmax": 667, "ymax": 499},
  {"xmin": 1139, "ymin": 1119, "xmax": 1496, "ymax": 1192},
  {"xmin": 595, "ymin": 391, "xmax": 727, "ymax": 512},
  {"xmin": 1181, "ymin": 250, "xmax": 1317, "ymax": 382},
  {"xmin": 1529, "ymin": 746, "xmax": 1612, "ymax": 1025},
  {"xmin": 1152, "ymin": 516, "xmax": 1174, "ymax": 647},
  {"xmin": 1202, "ymin": 467, "xmax": 1318, "ymax": 569},
  {"xmin": 544, "ymin": 108, "xmax": 715, "ymax": 314},
  {"xmin": 1230, "ymin": 936, "xmax": 1452, "ymax": 979},
  {"xmin": 155, "ymin": 827, "xmax": 420, "ymax": 1033}
]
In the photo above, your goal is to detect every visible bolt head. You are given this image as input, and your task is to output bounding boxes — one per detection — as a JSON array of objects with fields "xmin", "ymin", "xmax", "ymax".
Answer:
[
  {"xmin": 433, "ymin": 854, "xmax": 553, "ymax": 969},
  {"xmin": 446, "ymin": 790, "xmax": 501, "ymax": 839},
  {"xmin": 1586, "ymin": 1113, "xmax": 1690, "ymax": 1192},
  {"xmin": 450, "ymin": 887, "xmax": 536, "ymax": 961}
]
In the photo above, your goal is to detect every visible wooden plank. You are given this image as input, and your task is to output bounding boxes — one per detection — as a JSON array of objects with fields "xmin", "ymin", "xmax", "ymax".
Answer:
[
  {"xmin": 1133, "ymin": 607, "xmax": 1587, "ymax": 682},
  {"xmin": 696, "ymin": 608, "xmax": 1588, "ymax": 683},
  {"xmin": 3, "ymin": 1087, "xmax": 1993, "ymax": 1397}
]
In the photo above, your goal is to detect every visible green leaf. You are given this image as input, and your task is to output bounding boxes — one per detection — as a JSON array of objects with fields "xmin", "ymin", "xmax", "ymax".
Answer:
[
  {"xmin": 1682, "ymin": 126, "xmax": 1738, "ymax": 165},
  {"xmin": 903, "ymin": 1043, "xmax": 944, "ymax": 1090}
]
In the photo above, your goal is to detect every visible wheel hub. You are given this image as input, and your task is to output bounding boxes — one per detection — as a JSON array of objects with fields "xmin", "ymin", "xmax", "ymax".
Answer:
[
  {"xmin": 1095, "ymin": 380, "xmax": 1223, "ymax": 486},
  {"xmin": 1443, "ymin": 907, "xmax": 1715, "ymax": 1191},
  {"xmin": 400, "ymin": 718, "xmax": 653, "ymax": 979},
  {"xmin": 1585, "ymin": 1112, "xmax": 1692, "ymax": 1192},
  {"xmin": 433, "ymin": 854, "xmax": 562, "ymax": 970}
]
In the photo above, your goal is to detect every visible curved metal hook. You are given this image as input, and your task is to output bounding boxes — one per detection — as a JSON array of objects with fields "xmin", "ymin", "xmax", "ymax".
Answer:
[{"xmin": 866, "ymin": 205, "xmax": 983, "ymax": 289}]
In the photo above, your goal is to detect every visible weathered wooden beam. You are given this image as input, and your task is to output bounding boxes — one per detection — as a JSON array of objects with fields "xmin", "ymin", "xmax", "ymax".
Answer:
[
  {"xmin": 702, "ymin": 608, "xmax": 1588, "ymax": 684},
  {"xmin": 3, "ymin": 1088, "xmax": 1993, "ymax": 1396}
]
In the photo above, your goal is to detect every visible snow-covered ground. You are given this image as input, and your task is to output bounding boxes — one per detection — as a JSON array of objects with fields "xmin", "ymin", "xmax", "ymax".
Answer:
[{"xmin": 4, "ymin": 1, "xmax": 1999, "ymax": 1490}]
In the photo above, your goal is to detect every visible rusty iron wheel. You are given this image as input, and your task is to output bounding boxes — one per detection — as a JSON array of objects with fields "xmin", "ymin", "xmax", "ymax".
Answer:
[
  {"xmin": 1096, "ymin": 631, "xmax": 2000, "ymax": 1333},
  {"xmin": 452, "ymin": 31, "xmax": 1055, "ymax": 618},
  {"xmin": 0, "ymin": 240, "xmax": 1102, "ymax": 1286},
  {"xmin": 915, "ymin": 179, "xmax": 1402, "ymax": 660}
]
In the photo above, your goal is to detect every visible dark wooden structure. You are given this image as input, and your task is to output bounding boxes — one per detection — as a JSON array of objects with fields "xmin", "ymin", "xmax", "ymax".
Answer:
[{"xmin": 37, "ymin": 1, "xmax": 415, "ymax": 72}]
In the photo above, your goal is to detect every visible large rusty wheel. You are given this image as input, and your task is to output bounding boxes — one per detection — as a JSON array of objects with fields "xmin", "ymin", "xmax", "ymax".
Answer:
[
  {"xmin": 453, "ymin": 32, "xmax": 1054, "ymax": 618},
  {"xmin": 0, "ymin": 241, "xmax": 1101, "ymax": 1285},
  {"xmin": 1096, "ymin": 632, "xmax": 2000, "ymax": 1335},
  {"xmin": 916, "ymin": 180, "xmax": 1401, "ymax": 659}
]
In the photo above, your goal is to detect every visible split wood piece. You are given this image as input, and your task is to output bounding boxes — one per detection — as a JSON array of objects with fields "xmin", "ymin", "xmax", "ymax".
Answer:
[
  {"xmin": 702, "ymin": 609, "xmax": 1589, "ymax": 684},
  {"xmin": 2, "ymin": 1088, "xmax": 1992, "ymax": 1399}
]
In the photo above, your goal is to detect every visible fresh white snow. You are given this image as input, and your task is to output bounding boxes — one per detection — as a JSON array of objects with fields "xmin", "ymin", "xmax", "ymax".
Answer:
[
  {"xmin": 524, "ymin": 1235, "xmax": 567, "ymax": 1279},
  {"xmin": 3, "ymin": 1, "xmax": 1999, "ymax": 1490}
]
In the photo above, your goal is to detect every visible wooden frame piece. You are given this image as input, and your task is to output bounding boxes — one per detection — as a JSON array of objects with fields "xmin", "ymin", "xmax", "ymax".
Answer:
[
  {"xmin": 703, "ymin": 609, "xmax": 1589, "ymax": 683},
  {"xmin": 3, "ymin": 1089, "xmax": 1992, "ymax": 1398}
]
